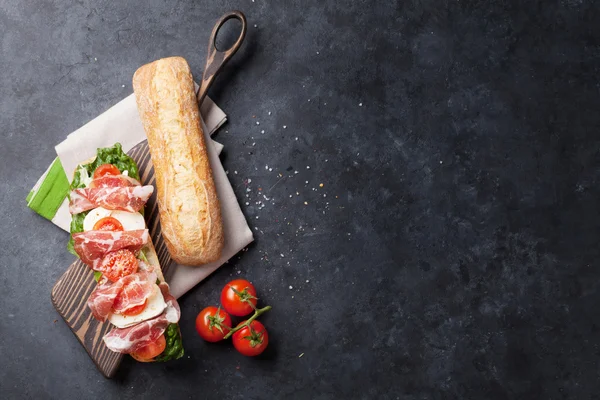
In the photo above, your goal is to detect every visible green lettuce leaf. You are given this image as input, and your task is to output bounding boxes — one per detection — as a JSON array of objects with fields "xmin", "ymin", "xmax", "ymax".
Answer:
[
  {"xmin": 70, "ymin": 143, "xmax": 139, "ymax": 191},
  {"xmin": 67, "ymin": 211, "xmax": 88, "ymax": 256},
  {"xmin": 138, "ymin": 248, "xmax": 149, "ymax": 263},
  {"xmin": 153, "ymin": 324, "xmax": 184, "ymax": 362},
  {"xmin": 93, "ymin": 143, "xmax": 140, "ymax": 181}
]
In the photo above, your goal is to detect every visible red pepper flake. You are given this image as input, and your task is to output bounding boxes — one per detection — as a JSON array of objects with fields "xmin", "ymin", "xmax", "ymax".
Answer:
[{"xmin": 258, "ymin": 187, "xmax": 262, "ymax": 191}]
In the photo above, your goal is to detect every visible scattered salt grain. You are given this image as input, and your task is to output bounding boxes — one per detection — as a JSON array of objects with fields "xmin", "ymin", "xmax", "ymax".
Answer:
[
  {"xmin": 265, "ymin": 165, "xmax": 269, "ymax": 170},
  {"xmin": 306, "ymin": 166, "xmax": 310, "ymax": 169},
  {"xmin": 234, "ymin": 171, "xmax": 238, "ymax": 174},
  {"xmin": 294, "ymin": 171, "xmax": 298, "ymax": 174},
  {"xmin": 280, "ymin": 254, "xmax": 285, "ymax": 258},
  {"xmin": 304, "ymin": 201, "xmax": 308, "ymax": 205},
  {"xmin": 247, "ymin": 178, "xmax": 252, "ymax": 183},
  {"xmin": 306, "ymin": 279, "xmax": 310, "ymax": 283},
  {"xmin": 269, "ymin": 168, "xmax": 273, "ymax": 172},
  {"xmin": 295, "ymin": 137, "xmax": 298, "ymax": 140},
  {"xmin": 121, "ymin": 84, "xmax": 125, "ymax": 88},
  {"xmin": 261, "ymin": 130, "xmax": 265, "ymax": 134},
  {"xmin": 289, "ymin": 286, "xmax": 293, "ymax": 289},
  {"xmin": 359, "ymin": 102, "xmax": 363, "ymax": 107},
  {"xmin": 256, "ymin": 121, "xmax": 260, "ymax": 125},
  {"xmin": 268, "ymin": 111, "xmax": 272, "ymax": 115},
  {"xmin": 283, "ymin": 125, "xmax": 287, "ymax": 129}
]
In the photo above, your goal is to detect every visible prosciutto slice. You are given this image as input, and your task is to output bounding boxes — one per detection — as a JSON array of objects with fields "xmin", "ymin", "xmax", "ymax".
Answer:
[
  {"xmin": 89, "ymin": 174, "xmax": 141, "ymax": 188},
  {"xmin": 87, "ymin": 272, "xmax": 157, "ymax": 321},
  {"xmin": 103, "ymin": 283, "xmax": 181, "ymax": 353},
  {"xmin": 69, "ymin": 186, "xmax": 154, "ymax": 214},
  {"xmin": 73, "ymin": 229, "xmax": 149, "ymax": 269},
  {"xmin": 137, "ymin": 260, "xmax": 156, "ymax": 273}
]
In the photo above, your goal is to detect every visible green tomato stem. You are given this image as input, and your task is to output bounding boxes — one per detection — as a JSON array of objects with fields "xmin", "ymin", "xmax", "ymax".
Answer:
[{"xmin": 223, "ymin": 305, "xmax": 271, "ymax": 340}]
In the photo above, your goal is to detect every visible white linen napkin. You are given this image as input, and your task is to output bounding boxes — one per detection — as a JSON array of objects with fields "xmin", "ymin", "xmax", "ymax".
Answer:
[{"xmin": 52, "ymin": 95, "xmax": 253, "ymax": 299}]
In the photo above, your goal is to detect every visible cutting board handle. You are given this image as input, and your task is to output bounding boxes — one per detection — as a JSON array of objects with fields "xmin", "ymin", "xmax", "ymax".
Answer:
[{"xmin": 197, "ymin": 10, "xmax": 247, "ymax": 105}]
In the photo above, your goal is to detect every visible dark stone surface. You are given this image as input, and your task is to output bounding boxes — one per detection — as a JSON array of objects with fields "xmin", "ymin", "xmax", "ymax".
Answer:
[{"xmin": 1, "ymin": 0, "xmax": 600, "ymax": 398}]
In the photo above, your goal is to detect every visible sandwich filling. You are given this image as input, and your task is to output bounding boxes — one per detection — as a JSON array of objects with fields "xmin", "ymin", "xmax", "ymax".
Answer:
[{"xmin": 68, "ymin": 143, "xmax": 183, "ymax": 362}]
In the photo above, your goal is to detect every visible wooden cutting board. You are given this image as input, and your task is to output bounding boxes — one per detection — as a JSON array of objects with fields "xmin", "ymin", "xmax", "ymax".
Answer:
[{"xmin": 51, "ymin": 140, "xmax": 174, "ymax": 378}]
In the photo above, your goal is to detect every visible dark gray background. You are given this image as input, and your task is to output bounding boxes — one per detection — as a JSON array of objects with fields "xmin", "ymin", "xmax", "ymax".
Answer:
[{"xmin": 2, "ymin": 0, "xmax": 600, "ymax": 399}]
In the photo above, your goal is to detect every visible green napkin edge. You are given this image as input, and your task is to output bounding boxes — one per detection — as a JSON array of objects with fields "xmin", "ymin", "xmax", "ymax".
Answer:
[{"xmin": 27, "ymin": 157, "xmax": 69, "ymax": 220}]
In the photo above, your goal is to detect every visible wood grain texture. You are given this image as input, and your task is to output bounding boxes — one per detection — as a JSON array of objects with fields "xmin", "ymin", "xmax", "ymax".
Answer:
[
  {"xmin": 196, "ymin": 10, "xmax": 246, "ymax": 105},
  {"xmin": 51, "ymin": 140, "xmax": 173, "ymax": 378}
]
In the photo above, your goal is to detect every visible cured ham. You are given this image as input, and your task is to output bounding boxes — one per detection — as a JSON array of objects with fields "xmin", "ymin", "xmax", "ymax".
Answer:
[
  {"xmin": 89, "ymin": 174, "xmax": 141, "ymax": 189},
  {"xmin": 103, "ymin": 283, "xmax": 180, "ymax": 353},
  {"xmin": 69, "ymin": 186, "xmax": 154, "ymax": 214},
  {"xmin": 73, "ymin": 229, "xmax": 149, "ymax": 269},
  {"xmin": 137, "ymin": 260, "xmax": 156, "ymax": 273},
  {"xmin": 87, "ymin": 272, "xmax": 157, "ymax": 321},
  {"xmin": 112, "ymin": 272, "xmax": 157, "ymax": 314}
]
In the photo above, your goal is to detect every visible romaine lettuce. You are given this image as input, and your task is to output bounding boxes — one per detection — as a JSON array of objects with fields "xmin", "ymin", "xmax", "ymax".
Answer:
[{"xmin": 153, "ymin": 323, "xmax": 184, "ymax": 362}]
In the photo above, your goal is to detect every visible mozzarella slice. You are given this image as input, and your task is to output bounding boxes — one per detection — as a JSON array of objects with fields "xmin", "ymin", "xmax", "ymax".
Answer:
[
  {"xmin": 108, "ymin": 210, "xmax": 146, "ymax": 230},
  {"xmin": 83, "ymin": 207, "xmax": 112, "ymax": 231},
  {"xmin": 108, "ymin": 285, "xmax": 166, "ymax": 329},
  {"xmin": 83, "ymin": 207, "xmax": 146, "ymax": 231}
]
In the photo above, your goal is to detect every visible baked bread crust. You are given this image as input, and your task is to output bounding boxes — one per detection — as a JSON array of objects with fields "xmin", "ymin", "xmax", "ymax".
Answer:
[{"xmin": 132, "ymin": 56, "xmax": 224, "ymax": 266}]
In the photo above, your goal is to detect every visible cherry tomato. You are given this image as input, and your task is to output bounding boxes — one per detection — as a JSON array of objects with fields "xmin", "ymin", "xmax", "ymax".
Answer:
[
  {"xmin": 220, "ymin": 279, "xmax": 258, "ymax": 316},
  {"xmin": 195, "ymin": 306, "xmax": 232, "ymax": 342},
  {"xmin": 121, "ymin": 300, "xmax": 147, "ymax": 316},
  {"xmin": 131, "ymin": 334, "xmax": 166, "ymax": 362},
  {"xmin": 101, "ymin": 249, "xmax": 139, "ymax": 282},
  {"xmin": 93, "ymin": 216, "xmax": 124, "ymax": 231},
  {"xmin": 93, "ymin": 164, "xmax": 121, "ymax": 180},
  {"xmin": 232, "ymin": 320, "xmax": 269, "ymax": 357}
]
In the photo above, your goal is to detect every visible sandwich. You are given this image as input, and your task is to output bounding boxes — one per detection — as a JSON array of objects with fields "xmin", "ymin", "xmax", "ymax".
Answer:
[{"xmin": 68, "ymin": 143, "xmax": 184, "ymax": 362}]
